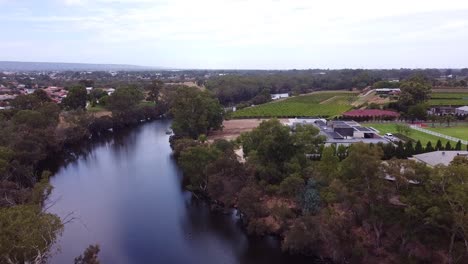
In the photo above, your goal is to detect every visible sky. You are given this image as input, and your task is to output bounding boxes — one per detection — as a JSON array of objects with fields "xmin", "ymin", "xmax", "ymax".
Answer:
[{"xmin": 0, "ymin": 0, "xmax": 468, "ymax": 69}]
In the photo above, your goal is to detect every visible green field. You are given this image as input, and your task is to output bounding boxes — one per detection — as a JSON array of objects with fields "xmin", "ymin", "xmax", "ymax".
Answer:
[
  {"xmin": 429, "ymin": 92, "xmax": 468, "ymax": 106},
  {"xmin": 364, "ymin": 123, "xmax": 456, "ymax": 146},
  {"xmin": 425, "ymin": 124, "xmax": 468, "ymax": 141},
  {"xmin": 232, "ymin": 92, "xmax": 357, "ymax": 118}
]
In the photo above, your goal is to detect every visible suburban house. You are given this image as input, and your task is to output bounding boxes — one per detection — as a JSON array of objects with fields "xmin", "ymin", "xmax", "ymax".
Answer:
[
  {"xmin": 455, "ymin": 106, "xmax": 468, "ymax": 116},
  {"xmin": 411, "ymin": 151, "xmax": 468, "ymax": 167}
]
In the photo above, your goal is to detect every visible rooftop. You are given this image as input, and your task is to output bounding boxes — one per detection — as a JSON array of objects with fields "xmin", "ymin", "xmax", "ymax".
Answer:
[{"xmin": 411, "ymin": 151, "xmax": 468, "ymax": 167}]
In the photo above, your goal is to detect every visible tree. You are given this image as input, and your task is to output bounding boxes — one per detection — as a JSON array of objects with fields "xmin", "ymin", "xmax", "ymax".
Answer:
[
  {"xmin": 62, "ymin": 86, "xmax": 87, "ymax": 110},
  {"xmin": 455, "ymin": 140, "xmax": 462, "ymax": 151},
  {"xmin": 405, "ymin": 140, "xmax": 415, "ymax": 157},
  {"xmin": 444, "ymin": 115, "xmax": 455, "ymax": 127},
  {"xmin": 74, "ymin": 244, "xmax": 100, "ymax": 264},
  {"xmin": 398, "ymin": 75, "xmax": 432, "ymax": 112},
  {"xmin": 415, "ymin": 140, "xmax": 423, "ymax": 154},
  {"xmin": 317, "ymin": 146, "xmax": 340, "ymax": 183},
  {"xmin": 171, "ymin": 86, "xmax": 223, "ymax": 139},
  {"xmin": 178, "ymin": 145, "xmax": 219, "ymax": 191},
  {"xmin": 436, "ymin": 139, "xmax": 444, "ymax": 151},
  {"xmin": 279, "ymin": 174, "xmax": 305, "ymax": 197},
  {"xmin": 0, "ymin": 205, "xmax": 63, "ymax": 263},
  {"xmin": 426, "ymin": 141, "xmax": 434, "ymax": 152},
  {"xmin": 11, "ymin": 94, "xmax": 42, "ymax": 110},
  {"xmin": 429, "ymin": 115, "xmax": 438, "ymax": 127},
  {"xmin": 407, "ymin": 104, "xmax": 427, "ymax": 122},
  {"xmin": 291, "ymin": 124, "xmax": 324, "ymax": 154},
  {"xmin": 396, "ymin": 141, "xmax": 406, "ymax": 158},
  {"xmin": 145, "ymin": 80, "xmax": 164, "ymax": 103},
  {"xmin": 299, "ymin": 179, "xmax": 321, "ymax": 214},
  {"xmin": 107, "ymin": 86, "xmax": 144, "ymax": 113},
  {"xmin": 445, "ymin": 141, "xmax": 452, "ymax": 151}
]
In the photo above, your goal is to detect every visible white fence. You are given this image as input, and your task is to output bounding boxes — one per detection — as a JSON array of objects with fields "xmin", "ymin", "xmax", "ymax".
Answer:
[{"xmin": 410, "ymin": 125, "xmax": 468, "ymax": 145}]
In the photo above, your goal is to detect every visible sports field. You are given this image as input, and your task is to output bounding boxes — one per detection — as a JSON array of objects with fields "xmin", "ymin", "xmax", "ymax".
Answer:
[
  {"xmin": 232, "ymin": 91, "xmax": 358, "ymax": 118},
  {"xmin": 364, "ymin": 123, "xmax": 456, "ymax": 146}
]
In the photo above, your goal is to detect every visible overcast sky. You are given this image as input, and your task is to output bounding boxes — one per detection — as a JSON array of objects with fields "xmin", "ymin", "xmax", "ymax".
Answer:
[{"xmin": 1, "ymin": 0, "xmax": 468, "ymax": 69}]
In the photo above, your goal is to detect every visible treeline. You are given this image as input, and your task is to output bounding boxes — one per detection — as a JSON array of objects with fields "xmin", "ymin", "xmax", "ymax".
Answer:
[
  {"xmin": 171, "ymin": 109, "xmax": 468, "ymax": 263},
  {"xmin": 0, "ymin": 85, "xmax": 163, "ymax": 263},
  {"xmin": 204, "ymin": 69, "xmax": 444, "ymax": 106}
]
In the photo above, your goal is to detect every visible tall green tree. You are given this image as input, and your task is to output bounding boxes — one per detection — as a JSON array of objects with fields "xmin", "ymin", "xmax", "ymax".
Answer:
[
  {"xmin": 62, "ymin": 86, "xmax": 87, "ymax": 110},
  {"xmin": 398, "ymin": 75, "xmax": 432, "ymax": 112},
  {"xmin": 171, "ymin": 86, "xmax": 223, "ymax": 139},
  {"xmin": 145, "ymin": 80, "xmax": 164, "ymax": 103}
]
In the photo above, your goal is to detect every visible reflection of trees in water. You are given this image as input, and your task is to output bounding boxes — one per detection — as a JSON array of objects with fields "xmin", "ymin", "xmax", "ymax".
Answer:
[
  {"xmin": 180, "ymin": 196, "xmax": 318, "ymax": 264},
  {"xmin": 180, "ymin": 196, "xmax": 249, "ymax": 259},
  {"xmin": 42, "ymin": 125, "xmax": 142, "ymax": 175}
]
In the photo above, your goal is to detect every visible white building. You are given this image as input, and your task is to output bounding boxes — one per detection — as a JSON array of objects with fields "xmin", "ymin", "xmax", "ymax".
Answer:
[
  {"xmin": 455, "ymin": 106, "xmax": 468, "ymax": 116},
  {"xmin": 271, "ymin": 93, "xmax": 289, "ymax": 100}
]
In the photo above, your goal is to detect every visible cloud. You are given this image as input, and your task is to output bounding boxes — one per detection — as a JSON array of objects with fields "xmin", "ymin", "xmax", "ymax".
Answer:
[{"xmin": 2, "ymin": 0, "xmax": 468, "ymax": 68}]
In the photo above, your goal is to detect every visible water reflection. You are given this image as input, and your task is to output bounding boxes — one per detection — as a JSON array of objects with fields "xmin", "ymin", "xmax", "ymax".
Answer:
[{"xmin": 48, "ymin": 121, "xmax": 317, "ymax": 264}]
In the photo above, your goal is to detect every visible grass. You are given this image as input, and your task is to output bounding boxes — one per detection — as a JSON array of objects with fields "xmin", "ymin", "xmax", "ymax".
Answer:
[
  {"xmin": 232, "ymin": 91, "xmax": 358, "ymax": 118},
  {"xmin": 429, "ymin": 92, "xmax": 468, "ymax": 106},
  {"xmin": 139, "ymin": 101, "xmax": 157, "ymax": 107},
  {"xmin": 425, "ymin": 124, "xmax": 468, "ymax": 141},
  {"xmin": 363, "ymin": 123, "xmax": 457, "ymax": 146},
  {"xmin": 87, "ymin": 105, "xmax": 107, "ymax": 113}
]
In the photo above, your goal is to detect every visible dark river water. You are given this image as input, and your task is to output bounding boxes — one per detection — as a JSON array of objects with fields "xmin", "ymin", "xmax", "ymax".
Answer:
[{"xmin": 48, "ymin": 120, "xmax": 315, "ymax": 264}]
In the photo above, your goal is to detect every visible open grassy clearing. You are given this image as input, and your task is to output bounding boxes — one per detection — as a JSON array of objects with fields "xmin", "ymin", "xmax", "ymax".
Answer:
[
  {"xmin": 232, "ymin": 91, "xmax": 358, "ymax": 118},
  {"xmin": 364, "ymin": 123, "xmax": 456, "ymax": 146},
  {"xmin": 425, "ymin": 124, "xmax": 468, "ymax": 141}
]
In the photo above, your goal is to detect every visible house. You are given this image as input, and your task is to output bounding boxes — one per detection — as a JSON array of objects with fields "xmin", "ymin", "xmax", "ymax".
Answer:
[
  {"xmin": 455, "ymin": 106, "xmax": 468, "ymax": 116},
  {"xmin": 271, "ymin": 93, "xmax": 289, "ymax": 100},
  {"xmin": 103, "ymin": 88, "xmax": 115, "ymax": 96},
  {"xmin": 411, "ymin": 151, "xmax": 468, "ymax": 167}
]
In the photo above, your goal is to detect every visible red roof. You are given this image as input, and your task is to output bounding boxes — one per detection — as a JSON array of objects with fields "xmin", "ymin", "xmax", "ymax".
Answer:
[{"xmin": 343, "ymin": 109, "xmax": 400, "ymax": 117}]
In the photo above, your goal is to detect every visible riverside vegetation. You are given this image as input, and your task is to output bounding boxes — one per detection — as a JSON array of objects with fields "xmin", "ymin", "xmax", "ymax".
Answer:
[
  {"xmin": 171, "ymin": 87, "xmax": 468, "ymax": 263},
  {"xmin": 0, "ymin": 83, "xmax": 169, "ymax": 263}
]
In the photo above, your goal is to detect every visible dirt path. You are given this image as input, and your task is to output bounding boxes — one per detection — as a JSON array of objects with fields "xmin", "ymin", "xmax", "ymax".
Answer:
[
  {"xmin": 319, "ymin": 96, "xmax": 338, "ymax": 104},
  {"xmin": 208, "ymin": 118, "xmax": 289, "ymax": 141}
]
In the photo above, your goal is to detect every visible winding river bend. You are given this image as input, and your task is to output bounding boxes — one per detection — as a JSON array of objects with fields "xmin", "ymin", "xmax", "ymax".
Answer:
[{"xmin": 48, "ymin": 121, "xmax": 314, "ymax": 264}]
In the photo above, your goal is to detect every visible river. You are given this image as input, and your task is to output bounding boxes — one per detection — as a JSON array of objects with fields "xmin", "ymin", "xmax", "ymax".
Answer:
[{"xmin": 48, "ymin": 120, "xmax": 315, "ymax": 264}]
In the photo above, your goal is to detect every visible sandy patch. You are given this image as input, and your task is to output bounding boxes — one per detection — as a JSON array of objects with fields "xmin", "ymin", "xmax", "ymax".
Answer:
[{"xmin": 208, "ymin": 118, "xmax": 289, "ymax": 141}]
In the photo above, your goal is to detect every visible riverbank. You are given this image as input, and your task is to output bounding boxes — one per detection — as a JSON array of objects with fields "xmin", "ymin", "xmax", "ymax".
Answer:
[{"xmin": 47, "ymin": 121, "xmax": 316, "ymax": 264}]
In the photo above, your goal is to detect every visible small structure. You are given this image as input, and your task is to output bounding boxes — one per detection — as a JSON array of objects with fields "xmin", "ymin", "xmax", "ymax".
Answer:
[
  {"xmin": 411, "ymin": 151, "xmax": 468, "ymax": 167},
  {"xmin": 428, "ymin": 106, "xmax": 456, "ymax": 116},
  {"xmin": 455, "ymin": 106, "xmax": 468, "ymax": 116},
  {"xmin": 375, "ymin": 88, "xmax": 401, "ymax": 95},
  {"xmin": 343, "ymin": 109, "xmax": 400, "ymax": 120},
  {"xmin": 271, "ymin": 93, "xmax": 289, "ymax": 100}
]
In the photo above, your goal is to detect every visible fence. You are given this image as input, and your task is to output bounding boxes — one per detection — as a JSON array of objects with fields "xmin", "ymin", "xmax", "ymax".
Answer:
[{"xmin": 410, "ymin": 125, "xmax": 468, "ymax": 145}]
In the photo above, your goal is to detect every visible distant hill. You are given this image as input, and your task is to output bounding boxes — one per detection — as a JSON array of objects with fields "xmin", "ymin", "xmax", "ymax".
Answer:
[{"xmin": 0, "ymin": 61, "xmax": 161, "ymax": 71}]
